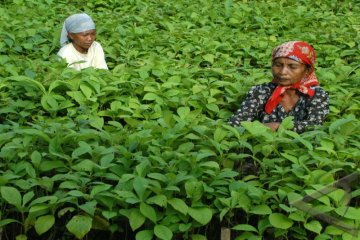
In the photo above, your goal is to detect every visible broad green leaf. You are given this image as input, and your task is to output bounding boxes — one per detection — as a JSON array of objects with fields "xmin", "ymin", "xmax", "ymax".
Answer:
[
  {"xmin": 304, "ymin": 220, "xmax": 322, "ymax": 234},
  {"xmin": 35, "ymin": 215, "xmax": 55, "ymax": 235},
  {"xmin": 72, "ymin": 141, "xmax": 92, "ymax": 158},
  {"xmin": 80, "ymin": 84, "xmax": 93, "ymax": 99},
  {"xmin": 15, "ymin": 235, "xmax": 27, "ymax": 240},
  {"xmin": 185, "ymin": 180, "xmax": 204, "ymax": 201},
  {"xmin": 202, "ymin": 54, "xmax": 215, "ymax": 64},
  {"xmin": 22, "ymin": 191, "xmax": 35, "ymax": 207},
  {"xmin": 89, "ymin": 115, "xmax": 104, "ymax": 130},
  {"xmin": 206, "ymin": 103, "xmax": 219, "ymax": 113},
  {"xmin": 214, "ymin": 127, "xmax": 227, "ymax": 142},
  {"xmin": 335, "ymin": 206, "xmax": 360, "ymax": 220},
  {"xmin": 285, "ymin": 130, "xmax": 313, "ymax": 150},
  {"xmin": 269, "ymin": 213, "xmax": 293, "ymax": 229},
  {"xmin": 177, "ymin": 106, "xmax": 190, "ymax": 119},
  {"xmin": 188, "ymin": 207, "xmax": 213, "ymax": 225},
  {"xmin": 146, "ymin": 194, "xmax": 167, "ymax": 207},
  {"xmin": 143, "ymin": 93, "xmax": 159, "ymax": 101},
  {"xmin": 168, "ymin": 198, "xmax": 188, "ymax": 215},
  {"xmin": 133, "ymin": 176, "xmax": 149, "ymax": 201},
  {"xmin": 129, "ymin": 209, "xmax": 145, "ymax": 231},
  {"xmin": 79, "ymin": 200, "xmax": 97, "ymax": 216},
  {"xmin": 191, "ymin": 234, "xmax": 207, "ymax": 240},
  {"xmin": 249, "ymin": 205, "xmax": 272, "ymax": 215},
  {"xmin": 140, "ymin": 202, "xmax": 157, "ymax": 223},
  {"xmin": 0, "ymin": 219, "xmax": 19, "ymax": 228},
  {"xmin": 147, "ymin": 173, "xmax": 167, "ymax": 182},
  {"xmin": 1, "ymin": 186, "xmax": 22, "ymax": 207},
  {"xmin": 154, "ymin": 224, "xmax": 173, "ymax": 240},
  {"xmin": 30, "ymin": 151, "xmax": 42, "ymax": 168},
  {"xmin": 90, "ymin": 184, "xmax": 112, "ymax": 198},
  {"xmin": 66, "ymin": 215, "xmax": 92, "ymax": 239},
  {"xmin": 72, "ymin": 160, "xmax": 95, "ymax": 172},
  {"xmin": 232, "ymin": 224, "xmax": 258, "ymax": 232},
  {"xmin": 136, "ymin": 230, "xmax": 153, "ymax": 240}
]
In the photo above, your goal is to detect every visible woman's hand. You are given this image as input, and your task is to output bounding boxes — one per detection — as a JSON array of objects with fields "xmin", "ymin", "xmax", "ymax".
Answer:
[{"xmin": 263, "ymin": 122, "xmax": 280, "ymax": 131}]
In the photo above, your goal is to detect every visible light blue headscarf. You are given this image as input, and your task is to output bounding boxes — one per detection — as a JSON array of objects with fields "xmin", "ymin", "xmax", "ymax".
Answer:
[{"xmin": 60, "ymin": 13, "xmax": 96, "ymax": 46}]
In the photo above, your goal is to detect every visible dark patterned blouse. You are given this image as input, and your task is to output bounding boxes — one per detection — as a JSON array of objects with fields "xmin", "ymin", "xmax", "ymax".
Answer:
[{"xmin": 228, "ymin": 83, "xmax": 329, "ymax": 133}]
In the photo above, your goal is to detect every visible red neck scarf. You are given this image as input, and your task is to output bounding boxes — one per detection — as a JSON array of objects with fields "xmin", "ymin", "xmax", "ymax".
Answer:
[{"xmin": 265, "ymin": 41, "xmax": 319, "ymax": 114}]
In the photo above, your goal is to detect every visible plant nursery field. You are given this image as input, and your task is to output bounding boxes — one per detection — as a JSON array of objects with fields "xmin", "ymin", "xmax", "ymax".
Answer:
[{"xmin": 0, "ymin": 0, "xmax": 360, "ymax": 239}]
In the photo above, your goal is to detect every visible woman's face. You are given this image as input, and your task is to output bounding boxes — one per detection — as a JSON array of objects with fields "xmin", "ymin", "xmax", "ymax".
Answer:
[
  {"xmin": 68, "ymin": 29, "xmax": 96, "ymax": 53},
  {"xmin": 272, "ymin": 57, "xmax": 309, "ymax": 86}
]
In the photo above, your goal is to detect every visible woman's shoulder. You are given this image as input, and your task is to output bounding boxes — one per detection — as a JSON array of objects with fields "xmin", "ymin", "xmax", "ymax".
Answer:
[
  {"xmin": 91, "ymin": 41, "xmax": 104, "ymax": 49},
  {"xmin": 57, "ymin": 43, "xmax": 75, "ymax": 56},
  {"xmin": 311, "ymin": 86, "xmax": 329, "ymax": 97}
]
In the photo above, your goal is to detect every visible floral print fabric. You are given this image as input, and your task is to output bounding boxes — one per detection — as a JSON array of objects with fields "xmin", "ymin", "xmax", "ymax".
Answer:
[{"xmin": 228, "ymin": 82, "xmax": 329, "ymax": 133}]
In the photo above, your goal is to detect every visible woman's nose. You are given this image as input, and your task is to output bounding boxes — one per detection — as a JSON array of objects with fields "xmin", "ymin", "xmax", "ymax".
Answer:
[{"xmin": 278, "ymin": 66, "xmax": 289, "ymax": 74}]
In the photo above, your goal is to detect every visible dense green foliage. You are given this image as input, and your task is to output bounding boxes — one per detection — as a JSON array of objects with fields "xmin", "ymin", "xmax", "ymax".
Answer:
[{"xmin": 0, "ymin": 0, "xmax": 360, "ymax": 239}]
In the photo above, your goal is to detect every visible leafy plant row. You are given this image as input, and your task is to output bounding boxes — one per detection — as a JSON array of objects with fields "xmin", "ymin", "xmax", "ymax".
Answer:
[{"xmin": 0, "ymin": 0, "xmax": 360, "ymax": 239}]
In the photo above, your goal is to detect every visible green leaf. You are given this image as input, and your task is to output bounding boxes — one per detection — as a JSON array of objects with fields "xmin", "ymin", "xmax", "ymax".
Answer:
[
  {"xmin": 206, "ymin": 103, "xmax": 219, "ymax": 113},
  {"xmin": 30, "ymin": 151, "xmax": 42, "ymax": 168},
  {"xmin": 168, "ymin": 198, "xmax": 188, "ymax": 215},
  {"xmin": 72, "ymin": 160, "xmax": 95, "ymax": 172},
  {"xmin": 129, "ymin": 209, "xmax": 145, "ymax": 231},
  {"xmin": 304, "ymin": 220, "xmax": 322, "ymax": 234},
  {"xmin": 72, "ymin": 141, "xmax": 92, "ymax": 158},
  {"xmin": 232, "ymin": 224, "xmax": 258, "ymax": 232},
  {"xmin": 80, "ymin": 84, "xmax": 93, "ymax": 99},
  {"xmin": 185, "ymin": 180, "xmax": 204, "ymax": 202},
  {"xmin": 133, "ymin": 177, "xmax": 148, "ymax": 201},
  {"xmin": 154, "ymin": 224, "xmax": 173, "ymax": 240},
  {"xmin": 143, "ymin": 93, "xmax": 159, "ymax": 101},
  {"xmin": 202, "ymin": 54, "xmax": 215, "ymax": 64},
  {"xmin": 35, "ymin": 215, "xmax": 55, "ymax": 235},
  {"xmin": 249, "ymin": 205, "xmax": 272, "ymax": 215},
  {"xmin": 90, "ymin": 184, "xmax": 112, "ymax": 198},
  {"xmin": 89, "ymin": 115, "xmax": 104, "ymax": 130},
  {"xmin": 136, "ymin": 230, "xmax": 153, "ymax": 240},
  {"xmin": 140, "ymin": 202, "xmax": 157, "ymax": 223},
  {"xmin": 22, "ymin": 191, "xmax": 35, "ymax": 207},
  {"xmin": 269, "ymin": 213, "xmax": 293, "ymax": 229},
  {"xmin": 66, "ymin": 215, "xmax": 92, "ymax": 239},
  {"xmin": 1, "ymin": 186, "xmax": 22, "ymax": 208},
  {"xmin": 191, "ymin": 235, "xmax": 207, "ymax": 240},
  {"xmin": 177, "ymin": 106, "xmax": 190, "ymax": 119},
  {"xmin": 146, "ymin": 194, "xmax": 167, "ymax": 207},
  {"xmin": 214, "ymin": 127, "xmax": 228, "ymax": 142},
  {"xmin": 188, "ymin": 207, "xmax": 212, "ymax": 225},
  {"xmin": 15, "ymin": 235, "xmax": 27, "ymax": 240},
  {"xmin": 335, "ymin": 206, "xmax": 360, "ymax": 220},
  {"xmin": 79, "ymin": 200, "xmax": 97, "ymax": 216},
  {"xmin": 0, "ymin": 219, "xmax": 19, "ymax": 228}
]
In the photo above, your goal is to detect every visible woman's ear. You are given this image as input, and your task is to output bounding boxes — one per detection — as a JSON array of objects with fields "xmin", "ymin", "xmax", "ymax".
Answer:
[{"xmin": 67, "ymin": 33, "xmax": 74, "ymax": 40}]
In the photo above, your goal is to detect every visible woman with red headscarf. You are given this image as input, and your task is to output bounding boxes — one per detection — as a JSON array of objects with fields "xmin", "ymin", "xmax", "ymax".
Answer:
[{"xmin": 228, "ymin": 41, "xmax": 329, "ymax": 133}]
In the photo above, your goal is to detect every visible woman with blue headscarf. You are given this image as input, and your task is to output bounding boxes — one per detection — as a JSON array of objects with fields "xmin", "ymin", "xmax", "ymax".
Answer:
[{"xmin": 57, "ymin": 13, "xmax": 108, "ymax": 70}]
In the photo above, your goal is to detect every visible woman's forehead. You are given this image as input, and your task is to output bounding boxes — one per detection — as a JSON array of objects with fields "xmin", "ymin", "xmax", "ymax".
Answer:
[
  {"xmin": 74, "ymin": 29, "xmax": 96, "ymax": 35},
  {"xmin": 273, "ymin": 57, "xmax": 303, "ymax": 65}
]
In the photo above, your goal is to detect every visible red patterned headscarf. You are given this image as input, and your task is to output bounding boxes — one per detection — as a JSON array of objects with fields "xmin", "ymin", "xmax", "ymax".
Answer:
[{"xmin": 265, "ymin": 41, "xmax": 319, "ymax": 114}]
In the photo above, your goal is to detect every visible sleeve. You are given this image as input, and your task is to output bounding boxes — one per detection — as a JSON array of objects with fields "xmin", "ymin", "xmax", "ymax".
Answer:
[
  {"xmin": 293, "ymin": 88, "xmax": 329, "ymax": 133},
  {"xmin": 93, "ymin": 43, "xmax": 108, "ymax": 70},
  {"xmin": 228, "ymin": 85, "xmax": 267, "ymax": 126}
]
